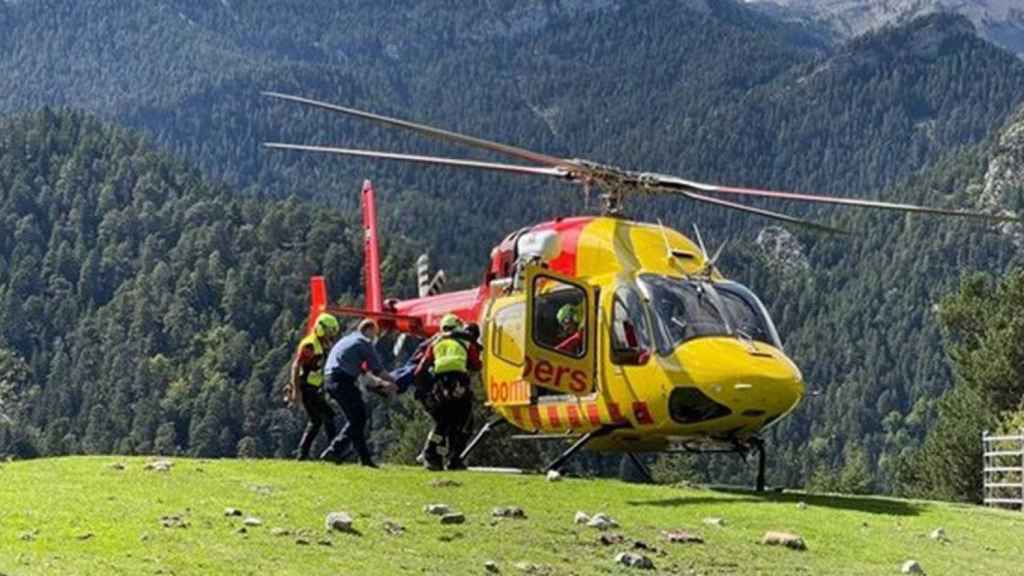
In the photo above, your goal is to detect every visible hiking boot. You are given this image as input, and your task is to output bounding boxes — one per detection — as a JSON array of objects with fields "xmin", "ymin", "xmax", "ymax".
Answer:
[{"xmin": 446, "ymin": 459, "xmax": 468, "ymax": 471}]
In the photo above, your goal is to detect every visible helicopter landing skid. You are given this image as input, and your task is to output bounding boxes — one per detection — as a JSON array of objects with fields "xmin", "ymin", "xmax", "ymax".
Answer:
[
  {"xmin": 458, "ymin": 415, "xmax": 507, "ymax": 462},
  {"xmin": 545, "ymin": 425, "xmax": 621, "ymax": 473},
  {"xmin": 668, "ymin": 437, "xmax": 767, "ymax": 492}
]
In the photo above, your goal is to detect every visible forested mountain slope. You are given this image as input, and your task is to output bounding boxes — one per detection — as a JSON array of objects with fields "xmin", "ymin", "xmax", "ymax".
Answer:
[
  {"xmin": 0, "ymin": 1, "xmax": 1023, "ymax": 490},
  {"xmin": 0, "ymin": 110, "xmax": 418, "ymax": 458}
]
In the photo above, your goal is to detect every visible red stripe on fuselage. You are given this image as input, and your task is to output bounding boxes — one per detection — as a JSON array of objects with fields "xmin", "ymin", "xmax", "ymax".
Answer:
[
  {"xmin": 531, "ymin": 217, "xmax": 593, "ymax": 277},
  {"xmin": 547, "ymin": 405, "xmax": 561, "ymax": 428},
  {"xmin": 566, "ymin": 405, "xmax": 582, "ymax": 428}
]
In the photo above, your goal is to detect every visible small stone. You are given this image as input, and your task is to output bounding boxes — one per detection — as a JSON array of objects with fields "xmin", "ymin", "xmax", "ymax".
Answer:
[
  {"xmin": 573, "ymin": 511, "xmax": 590, "ymax": 525},
  {"xmin": 145, "ymin": 459, "xmax": 173, "ymax": 472},
  {"xmin": 271, "ymin": 527, "xmax": 290, "ymax": 537},
  {"xmin": 76, "ymin": 532, "xmax": 94, "ymax": 541},
  {"xmin": 440, "ymin": 512, "xmax": 466, "ymax": 525},
  {"xmin": 513, "ymin": 561, "xmax": 538, "ymax": 573},
  {"xmin": 796, "ymin": 501, "xmax": 807, "ymax": 510},
  {"xmin": 325, "ymin": 512, "xmax": 354, "ymax": 533},
  {"xmin": 929, "ymin": 528, "xmax": 947, "ymax": 542},
  {"xmin": 587, "ymin": 513, "xmax": 619, "ymax": 530},
  {"xmin": 18, "ymin": 530, "xmax": 38, "ymax": 542},
  {"xmin": 429, "ymin": 478, "xmax": 462, "ymax": 488},
  {"xmin": 317, "ymin": 538, "xmax": 333, "ymax": 546},
  {"xmin": 664, "ymin": 530, "xmax": 704, "ymax": 544},
  {"xmin": 424, "ymin": 504, "xmax": 451, "ymax": 516},
  {"xmin": 614, "ymin": 552, "xmax": 654, "ymax": 570},
  {"xmin": 223, "ymin": 508, "xmax": 243, "ymax": 517},
  {"xmin": 382, "ymin": 520, "xmax": 405, "ymax": 535},
  {"xmin": 107, "ymin": 462, "xmax": 126, "ymax": 471},
  {"xmin": 492, "ymin": 506, "xmax": 527, "ymax": 519},
  {"xmin": 160, "ymin": 515, "xmax": 188, "ymax": 529},
  {"xmin": 598, "ymin": 533, "xmax": 626, "ymax": 546},
  {"xmin": 760, "ymin": 531, "xmax": 806, "ymax": 551},
  {"xmin": 295, "ymin": 537, "xmax": 311, "ymax": 546},
  {"xmin": 546, "ymin": 470, "xmax": 562, "ymax": 482},
  {"xmin": 243, "ymin": 517, "xmax": 262, "ymax": 527},
  {"xmin": 484, "ymin": 560, "xmax": 500, "ymax": 574},
  {"xmin": 139, "ymin": 533, "xmax": 150, "ymax": 542},
  {"xmin": 235, "ymin": 527, "xmax": 247, "ymax": 535},
  {"xmin": 703, "ymin": 517, "xmax": 725, "ymax": 527},
  {"xmin": 901, "ymin": 560, "xmax": 924, "ymax": 574}
]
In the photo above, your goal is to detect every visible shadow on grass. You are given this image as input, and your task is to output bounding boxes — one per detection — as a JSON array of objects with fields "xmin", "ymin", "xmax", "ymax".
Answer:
[{"xmin": 627, "ymin": 489, "xmax": 923, "ymax": 516}]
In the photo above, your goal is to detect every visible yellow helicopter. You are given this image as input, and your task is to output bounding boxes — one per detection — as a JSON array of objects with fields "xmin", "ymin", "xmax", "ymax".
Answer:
[{"xmin": 263, "ymin": 92, "xmax": 1016, "ymax": 488}]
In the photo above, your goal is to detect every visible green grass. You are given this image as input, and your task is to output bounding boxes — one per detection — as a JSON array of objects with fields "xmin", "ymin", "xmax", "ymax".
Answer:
[{"xmin": 1, "ymin": 457, "xmax": 1023, "ymax": 575}]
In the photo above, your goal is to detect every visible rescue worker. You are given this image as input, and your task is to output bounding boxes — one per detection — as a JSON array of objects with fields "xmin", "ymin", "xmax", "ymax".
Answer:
[
  {"xmin": 415, "ymin": 314, "xmax": 482, "ymax": 471},
  {"xmin": 320, "ymin": 318, "xmax": 396, "ymax": 468},
  {"xmin": 286, "ymin": 313, "xmax": 341, "ymax": 460},
  {"xmin": 555, "ymin": 303, "xmax": 584, "ymax": 354}
]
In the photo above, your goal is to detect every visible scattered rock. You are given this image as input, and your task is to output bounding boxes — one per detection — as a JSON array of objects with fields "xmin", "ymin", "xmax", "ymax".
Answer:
[
  {"xmin": 760, "ymin": 531, "xmax": 806, "ymax": 551},
  {"xmin": 325, "ymin": 512, "xmax": 354, "ymax": 533},
  {"xmin": 441, "ymin": 512, "xmax": 466, "ymax": 525},
  {"xmin": 107, "ymin": 462, "xmax": 126, "ymax": 471},
  {"xmin": 382, "ymin": 520, "xmax": 405, "ymax": 535},
  {"xmin": 295, "ymin": 537, "xmax": 311, "ymax": 546},
  {"xmin": 429, "ymin": 478, "xmax": 462, "ymax": 488},
  {"xmin": 243, "ymin": 517, "xmax": 263, "ymax": 527},
  {"xmin": 270, "ymin": 528, "xmax": 290, "ymax": 537},
  {"xmin": 586, "ymin": 513, "xmax": 619, "ymax": 530},
  {"xmin": 546, "ymin": 470, "xmax": 562, "ymax": 482},
  {"xmin": 235, "ymin": 527, "xmax": 247, "ymax": 535},
  {"xmin": 614, "ymin": 552, "xmax": 654, "ymax": 570},
  {"xmin": 76, "ymin": 532, "xmax": 94, "ymax": 541},
  {"xmin": 223, "ymin": 508, "xmax": 243, "ymax": 517},
  {"xmin": 598, "ymin": 533, "xmax": 626, "ymax": 546},
  {"xmin": 248, "ymin": 484, "xmax": 274, "ymax": 495},
  {"xmin": 796, "ymin": 501, "xmax": 808, "ymax": 510},
  {"xmin": 317, "ymin": 538, "xmax": 333, "ymax": 547},
  {"xmin": 18, "ymin": 530, "xmax": 38, "ymax": 542},
  {"xmin": 492, "ymin": 506, "xmax": 527, "ymax": 519},
  {"xmin": 160, "ymin": 515, "xmax": 188, "ymax": 529},
  {"xmin": 703, "ymin": 517, "xmax": 726, "ymax": 527},
  {"xmin": 513, "ymin": 561, "xmax": 539, "ymax": 573},
  {"xmin": 573, "ymin": 511, "xmax": 590, "ymax": 525},
  {"xmin": 901, "ymin": 560, "xmax": 924, "ymax": 574},
  {"xmin": 145, "ymin": 460, "xmax": 173, "ymax": 472},
  {"xmin": 139, "ymin": 533, "xmax": 150, "ymax": 542},
  {"xmin": 929, "ymin": 528, "xmax": 947, "ymax": 542},
  {"xmin": 632, "ymin": 540, "xmax": 654, "ymax": 551},
  {"xmin": 664, "ymin": 530, "xmax": 704, "ymax": 544},
  {"xmin": 424, "ymin": 504, "xmax": 451, "ymax": 516},
  {"xmin": 484, "ymin": 560, "xmax": 501, "ymax": 574}
]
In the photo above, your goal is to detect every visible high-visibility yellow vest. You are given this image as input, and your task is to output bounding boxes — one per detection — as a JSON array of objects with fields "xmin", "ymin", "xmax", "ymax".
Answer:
[
  {"xmin": 432, "ymin": 336, "xmax": 468, "ymax": 375},
  {"xmin": 299, "ymin": 334, "xmax": 325, "ymax": 387}
]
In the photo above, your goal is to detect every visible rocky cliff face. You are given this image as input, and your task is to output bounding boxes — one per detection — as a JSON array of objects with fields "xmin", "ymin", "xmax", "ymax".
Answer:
[
  {"xmin": 746, "ymin": 0, "xmax": 1024, "ymax": 56},
  {"xmin": 978, "ymin": 107, "xmax": 1024, "ymax": 246}
]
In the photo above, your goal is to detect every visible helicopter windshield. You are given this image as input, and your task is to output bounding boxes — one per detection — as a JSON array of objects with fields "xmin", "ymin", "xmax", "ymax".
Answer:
[{"xmin": 638, "ymin": 275, "xmax": 782, "ymax": 352}]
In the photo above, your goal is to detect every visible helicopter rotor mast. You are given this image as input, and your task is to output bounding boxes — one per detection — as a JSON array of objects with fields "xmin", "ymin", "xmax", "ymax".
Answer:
[{"xmin": 262, "ymin": 92, "xmax": 1019, "ymax": 230}]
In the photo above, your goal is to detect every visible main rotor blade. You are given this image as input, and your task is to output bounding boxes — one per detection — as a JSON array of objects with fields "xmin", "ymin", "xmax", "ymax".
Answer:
[
  {"xmin": 682, "ymin": 191, "xmax": 849, "ymax": 235},
  {"xmin": 649, "ymin": 174, "xmax": 1019, "ymax": 223},
  {"xmin": 262, "ymin": 91, "xmax": 584, "ymax": 173},
  {"xmin": 263, "ymin": 143, "xmax": 571, "ymax": 179}
]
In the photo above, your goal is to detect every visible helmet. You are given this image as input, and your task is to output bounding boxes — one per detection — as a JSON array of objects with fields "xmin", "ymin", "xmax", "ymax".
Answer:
[
  {"xmin": 440, "ymin": 313, "xmax": 461, "ymax": 332},
  {"xmin": 314, "ymin": 313, "xmax": 340, "ymax": 339},
  {"xmin": 557, "ymin": 304, "xmax": 580, "ymax": 325},
  {"xmin": 465, "ymin": 323, "xmax": 481, "ymax": 341}
]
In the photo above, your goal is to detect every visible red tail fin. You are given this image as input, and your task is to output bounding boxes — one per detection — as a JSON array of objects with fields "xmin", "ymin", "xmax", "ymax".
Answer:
[
  {"xmin": 307, "ymin": 276, "xmax": 328, "ymax": 334},
  {"xmin": 362, "ymin": 179, "xmax": 384, "ymax": 313}
]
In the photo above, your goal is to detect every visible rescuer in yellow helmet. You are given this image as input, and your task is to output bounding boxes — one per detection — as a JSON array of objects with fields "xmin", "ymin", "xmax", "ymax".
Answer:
[
  {"xmin": 287, "ymin": 313, "xmax": 341, "ymax": 460},
  {"xmin": 414, "ymin": 313, "xmax": 482, "ymax": 471}
]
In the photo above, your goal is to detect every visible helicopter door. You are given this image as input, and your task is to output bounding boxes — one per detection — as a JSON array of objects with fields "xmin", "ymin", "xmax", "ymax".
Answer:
[{"xmin": 523, "ymin": 266, "xmax": 597, "ymax": 396}]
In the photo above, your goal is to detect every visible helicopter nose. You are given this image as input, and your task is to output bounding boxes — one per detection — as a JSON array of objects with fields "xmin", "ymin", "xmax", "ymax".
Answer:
[{"xmin": 668, "ymin": 337, "xmax": 804, "ymax": 426}]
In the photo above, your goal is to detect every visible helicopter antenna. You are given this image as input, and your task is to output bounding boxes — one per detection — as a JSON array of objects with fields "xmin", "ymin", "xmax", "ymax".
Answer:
[
  {"xmin": 692, "ymin": 224, "xmax": 709, "ymax": 261},
  {"xmin": 263, "ymin": 92, "xmax": 1020, "ymax": 230}
]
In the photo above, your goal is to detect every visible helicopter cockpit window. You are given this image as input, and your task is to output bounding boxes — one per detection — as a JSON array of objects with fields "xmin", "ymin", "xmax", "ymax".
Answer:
[
  {"xmin": 611, "ymin": 286, "xmax": 652, "ymax": 365},
  {"xmin": 639, "ymin": 274, "xmax": 731, "ymax": 352},
  {"xmin": 531, "ymin": 276, "xmax": 587, "ymax": 359},
  {"xmin": 716, "ymin": 282, "xmax": 783, "ymax": 349},
  {"xmin": 492, "ymin": 302, "xmax": 526, "ymax": 365}
]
